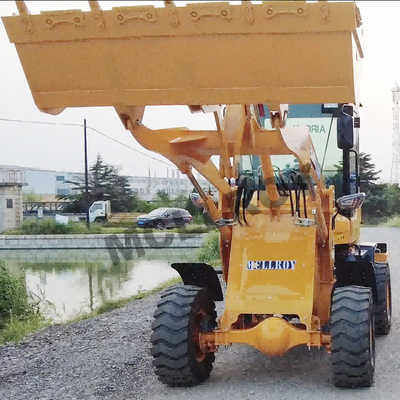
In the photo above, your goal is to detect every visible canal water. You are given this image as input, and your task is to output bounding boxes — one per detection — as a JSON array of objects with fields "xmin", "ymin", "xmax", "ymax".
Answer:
[{"xmin": 1, "ymin": 248, "xmax": 198, "ymax": 322}]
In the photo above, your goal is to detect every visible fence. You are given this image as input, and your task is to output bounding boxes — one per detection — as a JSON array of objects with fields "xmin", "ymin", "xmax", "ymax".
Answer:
[{"xmin": 0, "ymin": 170, "xmax": 26, "ymax": 185}]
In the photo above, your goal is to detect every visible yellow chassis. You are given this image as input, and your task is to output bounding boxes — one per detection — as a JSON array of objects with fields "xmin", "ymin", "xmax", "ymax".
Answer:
[{"xmin": 202, "ymin": 319, "xmax": 332, "ymax": 356}]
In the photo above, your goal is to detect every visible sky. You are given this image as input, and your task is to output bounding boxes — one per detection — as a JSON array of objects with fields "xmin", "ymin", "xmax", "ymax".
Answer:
[{"xmin": 0, "ymin": 1, "xmax": 398, "ymax": 181}]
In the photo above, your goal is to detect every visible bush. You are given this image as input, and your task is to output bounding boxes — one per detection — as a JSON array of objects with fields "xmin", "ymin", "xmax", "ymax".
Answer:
[
  {"xmin": 0, "ymin": 315, "xmax": 46, "ymax": 344},
  {"xmin": 175, "ymin": 224, "xmax": 216, "ymax": 234},
  {"xmin": 0, "ymin": 261, "xmax": 47, "ymax": 343},
  {"xmin": 192, "ymin": 212, "xmax": 214, "ymax": 225},
  {"xmin": 9, "ymin": 219, "xmax": 103, "ymax": 235},
  {"xmin": 0, "ymin": 262, "xmax": 37, "ymax": 327},
  {"xmin": 5, "ymin": 219, "xmax": 216, "ymax": 235},
  {"xmin": 135, "ymin": 199, "xmax": 156, "ymax": 214},
  {"xmin": 381, "ymin": 216, "xmax": 400, "ymax": 227},
  {"xmin": 197, "ymin": 230, "xmax": 221, "ymax": 264},
  {"xmin": 64, "ymin": 222, "xmax": 102, "ymax": 234},
  {"xmin": 19, "ymin": 218, "xmax": 73, "ymax": 235},
  {"xmin": 104, "ymin": 220, "xmax": 136, "ymax": 229},
  {"xmin": 363, "ymin": 216, "xmax": 387, "ymax": 226},
  {"xmin": 193, "ymin": 214, "xmax": 205, "ymax": 225}
]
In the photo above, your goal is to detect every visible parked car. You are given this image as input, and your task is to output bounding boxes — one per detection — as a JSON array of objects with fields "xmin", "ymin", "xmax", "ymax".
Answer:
[{"xmin": 136, "ymin": 208, "xmax": 193, "ymax": 229}]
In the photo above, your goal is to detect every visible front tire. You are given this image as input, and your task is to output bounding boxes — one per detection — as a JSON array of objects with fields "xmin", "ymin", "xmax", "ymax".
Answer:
[
  {"xmin": 150, "ymin": 285, "xmax": 216, "ymax": 387},
  {"xmin": 155, "ymin": 221, "xmax": 164, "ymax": 230},
  {"xmin": 374, "ymin": 262, "xmax": 392, "ymax": 335},
  {"xmin": 331, "ymin": 286, "xmax": 375, "ymax": 388}
]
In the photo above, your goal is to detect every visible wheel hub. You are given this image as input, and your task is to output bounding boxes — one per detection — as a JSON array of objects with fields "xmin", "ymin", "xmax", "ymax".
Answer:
[{"xmin": 193, "ymin": 310, "xmax": 207, "ymax": 362}]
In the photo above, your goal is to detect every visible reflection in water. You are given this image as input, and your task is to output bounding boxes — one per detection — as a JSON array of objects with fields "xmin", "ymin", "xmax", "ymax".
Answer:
[{"xmin": 3, "ymin": 249, "xmax": 197, "ymax": 322}]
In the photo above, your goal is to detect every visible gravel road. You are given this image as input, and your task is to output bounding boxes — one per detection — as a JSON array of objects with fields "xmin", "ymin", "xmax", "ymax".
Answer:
[{"xmin": 1, "ymin": 227, "xmax": 399, "ymax": 400}]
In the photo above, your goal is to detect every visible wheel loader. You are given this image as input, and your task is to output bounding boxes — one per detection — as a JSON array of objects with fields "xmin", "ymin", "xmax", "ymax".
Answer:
[{"xmin": 3, "ymin": 0, "xmax": 392, "ymax": 388}]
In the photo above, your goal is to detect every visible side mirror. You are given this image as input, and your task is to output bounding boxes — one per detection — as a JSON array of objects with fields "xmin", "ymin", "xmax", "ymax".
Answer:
[
  {"xmin": 336, "ymin": 192, "xmax": 365, "ymax": 212},
  {"xmin": 337, "ymin": 105, "xmax": 354, "ymax": 149}
]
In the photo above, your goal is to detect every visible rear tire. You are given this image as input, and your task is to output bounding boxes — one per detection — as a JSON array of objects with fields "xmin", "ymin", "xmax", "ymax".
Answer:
[
  {"xmin": 331, "ymin": 286, "xmax": 375, "ymax": 388},
  {"xmin": 151, "ymin": 285, "xmax": 216, "ymax": 387},
  {"xmin": 374, "ymin": 262, "xmax": 392, "ymax": 335}
]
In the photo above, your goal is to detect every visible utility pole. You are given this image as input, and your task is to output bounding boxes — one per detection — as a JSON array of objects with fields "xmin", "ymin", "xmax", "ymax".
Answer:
[
  {"xmin": 84, "ymin": 119, "xmax": 90, "ymax": 229},
  {"xmin": 391, "ymin": 83, "xmax": 400, "ymax": 185}
]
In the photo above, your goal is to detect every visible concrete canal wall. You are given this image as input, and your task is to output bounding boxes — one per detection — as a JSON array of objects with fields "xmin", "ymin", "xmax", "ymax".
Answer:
[{"xmin": 0, "ymin": 232, "xmax": 208, "ymax": 250}]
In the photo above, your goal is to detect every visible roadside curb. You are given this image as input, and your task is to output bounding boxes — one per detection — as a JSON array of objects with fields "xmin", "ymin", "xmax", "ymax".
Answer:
[{"xmin": 0, "ymin": 232, "xmax": 207, "ymax": 250}]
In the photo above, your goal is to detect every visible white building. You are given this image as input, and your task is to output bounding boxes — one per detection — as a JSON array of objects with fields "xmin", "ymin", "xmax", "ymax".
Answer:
[
  {"xmin": 0, "ymin": 170, "xmax": 26, "ymax": 232},
  {"xmin": 127, "ymin": 168, "xmax": 194, "ymax": 201},
  {"xmin": 0, "ymin": 165, "xmax": 216, "ymax": 202},
  {"xmin": 0, "ymin": 165, "xmax": 74, "ymax": 199}
]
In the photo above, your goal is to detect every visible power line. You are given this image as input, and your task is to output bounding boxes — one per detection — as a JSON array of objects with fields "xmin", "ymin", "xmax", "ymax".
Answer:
[
  {"xmin": 0, "ymin": 117, "xmax": 175, "ymax": 167},
  {"xmin": 0, "ymin": 117, "xmax": 82, "ymax": 127},
  {"xmin": 86, "ymin": 126, "xmax": 174, "ymax": 167}
]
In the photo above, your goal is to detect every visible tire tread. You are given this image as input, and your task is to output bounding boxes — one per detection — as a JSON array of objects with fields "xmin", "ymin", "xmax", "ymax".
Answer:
[
  {"xmin": 374, "ymin": 263, "xmax": 391, "ymax": 335},
  {"xmin": 150, "ymin": 285, "xmax": 216, "ymax": 387},
  {"xmin": 331, "ymin": 285, "xmax": 375, "ymax": 388}
]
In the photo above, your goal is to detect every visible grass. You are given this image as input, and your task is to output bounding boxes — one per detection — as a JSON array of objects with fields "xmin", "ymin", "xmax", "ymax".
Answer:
[
  {"xmin": 381, "ymin": 216, "xmax": 400, "ymax": 227},
  {"xmin": 5, "ymin": 218, "xmax": 102, "ymax": 235},
  {"xmin": 0, "ymin": 262, "xmax": 37, "ymax": 324},
  {"xmin": 0, "ymin": 315, "xmax": 48, "ymax": 344},
  {"xmin": 0, "ymin": 261, "xmax": 48, "ymax": 344},
  {"xmin": 4, "ymin": 219, "xmax": 216, "ymax": 235},
  {"xmin": 104, "ymin": 220, "xmax": 139, "ymax": 229},
  {"xmin": 0, "ymin": 273, "xmax": 183, "ymax": 344},
  {"xmin": 197, "ymin": 230, "xmax": 221, "ymax": 266},
  {"xmin": 193, "ymin": 214, "xmax": 207, "ymax": 225}
]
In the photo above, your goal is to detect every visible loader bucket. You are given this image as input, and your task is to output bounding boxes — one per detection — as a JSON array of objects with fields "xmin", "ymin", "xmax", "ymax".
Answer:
[{"xmin": 2, "ymin": 1, "xmax": 363, "ymax": 114}]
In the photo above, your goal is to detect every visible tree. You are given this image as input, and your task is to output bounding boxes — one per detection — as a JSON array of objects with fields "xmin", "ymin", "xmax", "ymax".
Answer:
[
  {"xmin": 171, "ymin": 193, "xmax": 187, "ymax": 209},
  {"xmin": 185, "ymin": 188, "xmax": 214, "ymax": 225},
  {"xmin": 23, "ymin": 191, "xmax": 42, "ymax": 202},
  {"xmin": 327, "ymin": 164, "xmax": 344, "ymax": 199},
  {"xmin": 362, "ymin": 183, "xmax": 389, "ymax": 220},
  {"xmin": 58, "ymin": 154, "xmax": 139, "ymax": 213},
  {"xmin": 358, "ymin": 153, "xmax": 387, "ymax": 221},
  {"xmin": 359, "ymin": 152, "xmax": 381, "ymax": 193},
  {"xmin": 329, "ymin": 152, "xmax": 381, "ymax": 200},
  {"xmin": 328, "ymin": 152, "xmax": 394, "ymax": 222},
  {"xmin": 386, "ymin": 184, "xmax": 400, "ymax": 216},
  {"xmin": 135, "ymin": 199, "xmax": 154, "ymax": 214},
  {"xmin": 103, "ymin": 169, "xmax": 138, "ymax": 212},
  {"xmin": 153, "ymin": 190, "xmax": 172, "ymax": 207}
]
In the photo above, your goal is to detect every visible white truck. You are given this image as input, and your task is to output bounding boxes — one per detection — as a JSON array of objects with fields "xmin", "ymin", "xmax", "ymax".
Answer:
[{"xmin": 88, "ymin": 200, "xmax": 111, "ymax": 223}]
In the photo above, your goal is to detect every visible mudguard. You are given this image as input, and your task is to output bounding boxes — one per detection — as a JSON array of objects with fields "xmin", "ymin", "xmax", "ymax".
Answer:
[
  {"xmin": 334, "ymin": 243, "xmax": 385, "ymax": 302},
  {"xmin": 171, "ymin": 263, "xmax": 223, "ymax": 301}
]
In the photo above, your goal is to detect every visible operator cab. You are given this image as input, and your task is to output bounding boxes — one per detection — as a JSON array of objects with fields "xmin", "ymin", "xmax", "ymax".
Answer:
[{"xmin": 238, "ymin": 103, "xmax": 364, "ymax": 216}]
